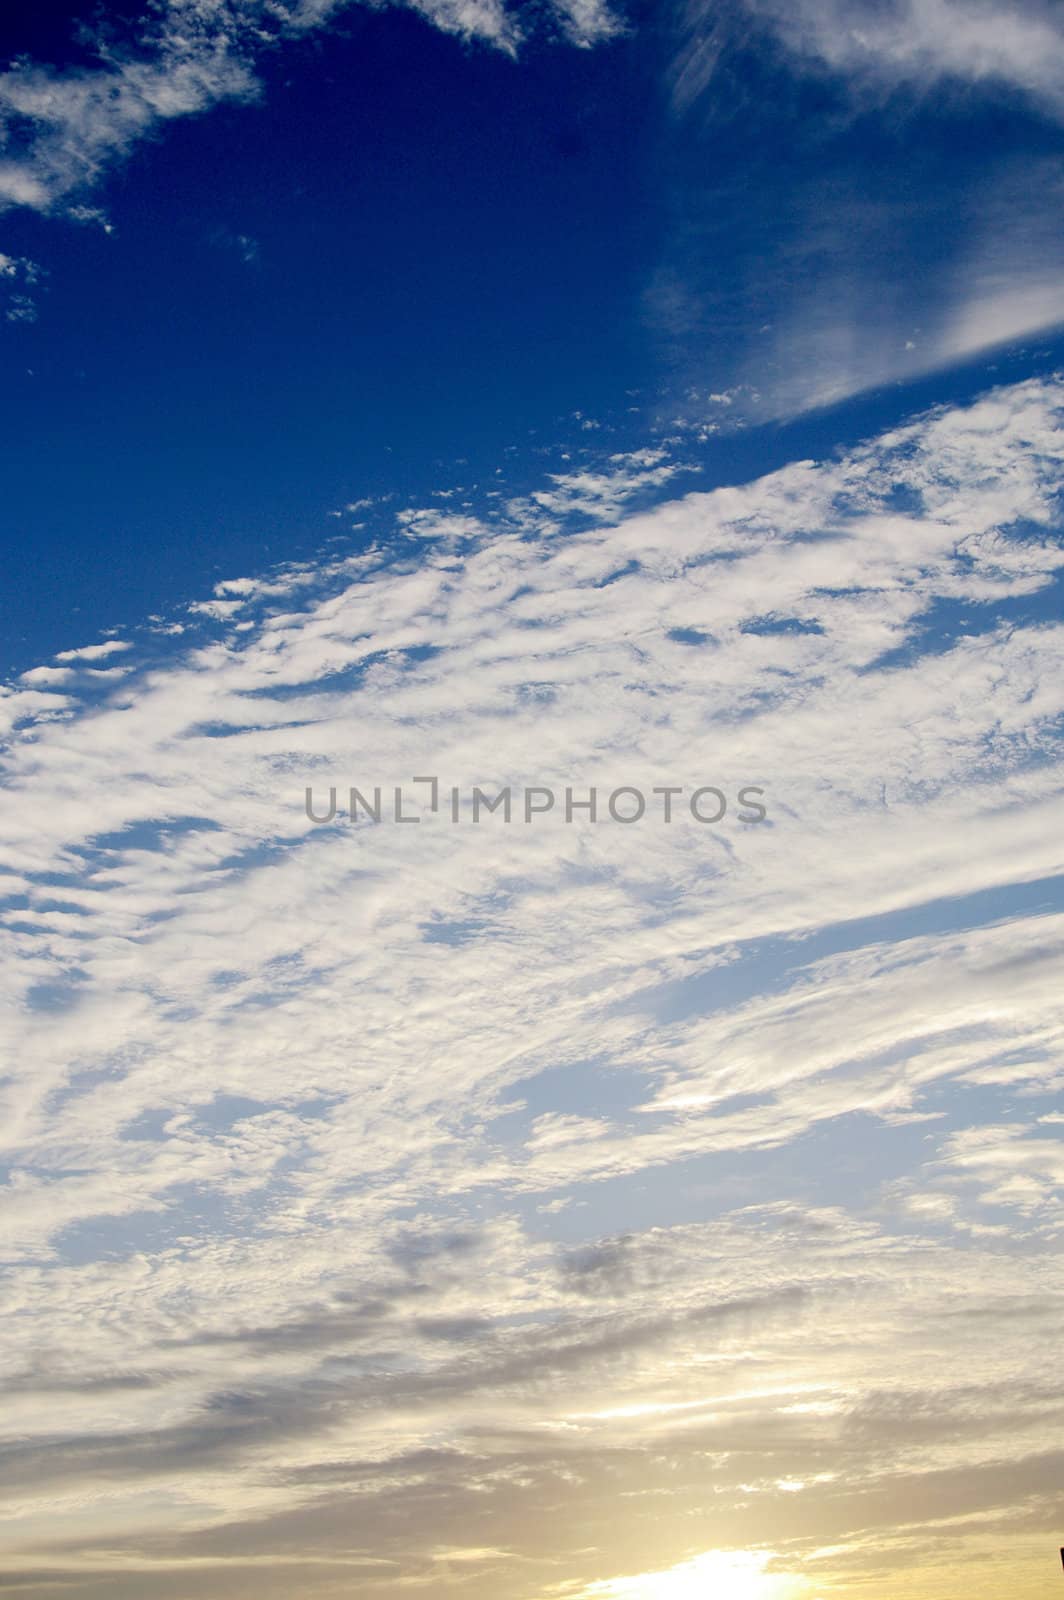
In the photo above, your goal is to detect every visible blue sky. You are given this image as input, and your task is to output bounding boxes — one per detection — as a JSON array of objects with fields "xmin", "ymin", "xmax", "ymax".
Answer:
[
  {"xmin": 2, "ymin": 4, "xmax": 1064, "ymax": 1599},
  {"xmin": 5, "ymin": 0, "xmax": 1064, "ymax": 663}
]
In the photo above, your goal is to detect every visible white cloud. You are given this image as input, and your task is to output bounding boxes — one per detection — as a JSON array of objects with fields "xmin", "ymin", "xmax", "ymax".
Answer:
[
  {"xmin": 1, "ymin": 379, "xmax": 1063, "ymax": 1595},
  {"xmin": 19, "ymin": 666, "xmax": 75, "ymax": 686},
  {"xmin": 551, "ymin": 0, "xmax": 626, "ymax": 46},
  {"xmin": 939, "ymin": 277, "xmax": 1064, "ymax": 364},
  {"xmin": 0, "ymin": 251, "xmax": 43, "ymax": 323},
  {"xmin": 54, "ymin": 639, "xmax": 133, "ymax": 662},
  {"xmin": 511, "ymin": 447, "xmax": 697, "ymax": 525},
  {"xmin": 675, "ymin": 0, "xmax": 1064, "ymax": 120}
]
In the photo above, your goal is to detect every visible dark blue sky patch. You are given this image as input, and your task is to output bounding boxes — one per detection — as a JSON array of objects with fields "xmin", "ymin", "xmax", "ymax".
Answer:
[
  {"xmin": 860, "ymin": 572, "xmax": 1064, "ymax": 675},
  {"xmin": 420, "ymin": 918, "xmax": 491, "ymax": 946},
  {"xmin": 666, "ymin": 626, "xmax": 714, "ymax": 645},
  {"xmin": 23, "ymin": 974, "xmax": 89, "ymax": 1013}
]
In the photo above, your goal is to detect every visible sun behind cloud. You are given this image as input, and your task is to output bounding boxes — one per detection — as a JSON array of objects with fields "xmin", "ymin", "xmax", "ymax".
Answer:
[{"xmin": 570, "ymin": 1548, "xmax": 812, "ymax": 1600}]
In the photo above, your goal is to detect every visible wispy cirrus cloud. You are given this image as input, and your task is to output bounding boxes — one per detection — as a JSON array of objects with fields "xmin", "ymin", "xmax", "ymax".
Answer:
[
  {"xmin": 0, "ymin": 378, "xmax": 1063, "ymax": 1596},
  {"xmin": 673, "ymin": 0, "xmax": 1064, "ymax": 119},
  {"xmin": 730, "ymin": 160, "xmax": 1064, "ymax": 416},
  {"xmin": 663, "ymin": 3, "xmax": 1064, "ymax": 419}
]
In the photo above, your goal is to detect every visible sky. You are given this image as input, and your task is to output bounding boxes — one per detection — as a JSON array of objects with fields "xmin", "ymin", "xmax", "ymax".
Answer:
[{"xmin": 1, "ymin": 3, "xmax": 1063, "ymax": 1598}]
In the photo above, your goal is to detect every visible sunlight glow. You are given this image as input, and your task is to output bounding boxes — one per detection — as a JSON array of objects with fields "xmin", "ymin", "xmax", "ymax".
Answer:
[{"xmin": 576, "ymin": 1548, "xmax": 811, "ymax": 1600}]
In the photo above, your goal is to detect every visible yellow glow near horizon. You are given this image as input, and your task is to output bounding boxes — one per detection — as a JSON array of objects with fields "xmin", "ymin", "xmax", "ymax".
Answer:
[{"xmin": 577, "ymin": 1548, "xmax": 812, "ymax": 1600}]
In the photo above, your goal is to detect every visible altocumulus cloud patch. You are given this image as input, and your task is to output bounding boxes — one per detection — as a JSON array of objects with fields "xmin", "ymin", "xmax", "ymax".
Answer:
[{"xmin": 0, "ymin": 378, "xmax": 1063, "ymax": 1598}]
